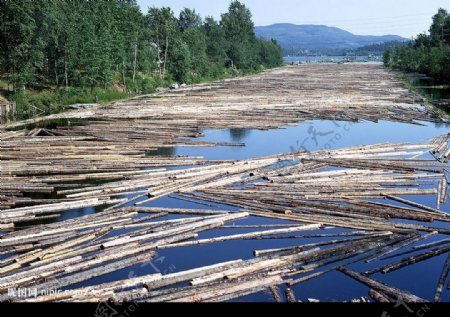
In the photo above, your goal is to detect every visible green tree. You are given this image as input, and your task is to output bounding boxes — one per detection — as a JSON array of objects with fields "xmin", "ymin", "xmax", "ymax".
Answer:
[
  {"xmin": 43, "ymin": 0, "xmax": 68, "ymax": 88},
  {"xmin": 383, "ymin": 49, "xmax": 393, "ymax": 67},
  {"xmin": 179, "ymin": 8, "xmax": 202, "ymax": 32},
  {"xmin": 0, "ymin": 0, "xmax": 46, "ymax": 90},
  {"xmin": 115, "ymin": 1, "xmax": 146, "ymax": 87},
  {"xmin": 221, "ymin": 0, "xmax": 256, "ymax": 70},
  {"xmin": 168, "ymin": 38, "xmax": 191, "ymax": 83},
  {"xmin": 182, "ymin": 28, "xmax": 208, "ymax": 82},
  {"xmin": 147, "ymin": 7, "xmax": 179, "ymax": 79},
  {"xmin": 257, "ymin": 38, "xmax": 283, "ymax": 68},
  {"xmin": 414, "ymin": 33, "xmax": 431, "ymax": 49},
  {"xmin": 203, "ymin": 16, "xmax": 228, "ymax": 66},
  {"xmin": 444, "ymin": 16, "xmax": 450, "ymax": 44},
  {"xmin": 1, "ymin": 0, "xmax": 285, "ymax": 121},
  {"xmin": 429, "ymin": 8, "xmax": 448, "ymax": 46}
]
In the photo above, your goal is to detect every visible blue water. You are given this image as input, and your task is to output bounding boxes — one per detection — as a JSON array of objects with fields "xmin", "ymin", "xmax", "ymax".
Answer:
[
  {"xmin": 284, "ymin": 55, "xmax": 382, "ymax": 64},
  {"xmin": 148, "ymin": 120, "xmax": 450, "ymax": 302},
  {"xmin": 176, "ymin": 120, "xmax": 449, "ymax": 160},
  {"xmin": 2, "ymin": 119, "xmax": 450, "ymax": 302}
]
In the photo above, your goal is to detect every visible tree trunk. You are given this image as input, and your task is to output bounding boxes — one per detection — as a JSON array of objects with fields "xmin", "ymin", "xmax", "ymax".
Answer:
[
  {"xmin": 156, "ymin": 24, "xmax": 162, "ymax": 79},
  {"xmin": 132, "ymin": 42, "xmax": 137, "ymax": 83},
  {"xmin": 122, "ymin": 60, "xmax": 127, "ymax": 92},
  {"xmin": 64, "ymin": 57, "xmax": 68, "ymax": 91},
  {"xmin": 163, "ymin": 35, "xmax": 169, "ymax": 79},
  {"xmin": 54, "ymin": 59, "xmax": 59, "ymax": 87}
]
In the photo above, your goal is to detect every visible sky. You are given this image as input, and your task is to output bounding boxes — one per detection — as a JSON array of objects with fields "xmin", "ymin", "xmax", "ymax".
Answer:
[{"xmin": 137, "ymin": 0, "xmax": 450, "ymax": 38}]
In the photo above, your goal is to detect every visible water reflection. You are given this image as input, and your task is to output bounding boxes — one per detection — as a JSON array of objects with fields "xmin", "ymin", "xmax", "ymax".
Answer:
[
  {"xmin": 229, "ymin": 128, "xmax": 251, "ymax": 142},
  {"xmin": 405, "ymin": 73, "xmax": 450, "ymax": 113},
  {"xmin": 434, "ymin": 121, "xmax": 450, "ymax": 128},
  {"xmin": 146, "ymin": 147, "xmax": 176, "ymax": 157}
]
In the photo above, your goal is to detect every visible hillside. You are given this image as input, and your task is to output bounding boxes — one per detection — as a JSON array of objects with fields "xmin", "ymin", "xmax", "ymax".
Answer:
[{"xmin": 255, "ymin": 23, "xmax": 407, "ymax": 53}]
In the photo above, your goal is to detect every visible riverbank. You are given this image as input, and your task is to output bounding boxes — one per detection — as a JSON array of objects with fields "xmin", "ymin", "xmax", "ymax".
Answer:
[
  {"xmin": 0, "ymin": 65, "xmax": 280, "ymax": 124},
  {"xmin": 2, "ymin": 63, "xmax": 447, "ymax": 130},
  {"xmin": 394, "ymin": 71, "xmax": 450, "ymax": 116}
]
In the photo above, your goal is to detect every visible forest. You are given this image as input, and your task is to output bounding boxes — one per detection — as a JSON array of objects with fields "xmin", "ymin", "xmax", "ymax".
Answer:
[
  {"xmin": 384, "ymin": 8, "xmax": 450, "ymax": 82},
  {"xmin": 0, "ymin": 0, "xmax": 283, "ymax": 119},
  {"xmin": 350, "ymin": 41, "xmax": 406, "ymax": 56}
]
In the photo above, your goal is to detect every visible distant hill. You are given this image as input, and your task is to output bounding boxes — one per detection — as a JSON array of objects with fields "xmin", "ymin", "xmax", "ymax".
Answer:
[
  {"xmin": 255, "ymin": 24, "xmax": 407, "ymax": 54},
  {"xmin": 351, "ymin": 40, "xmax": 409, "ymax": 55}
]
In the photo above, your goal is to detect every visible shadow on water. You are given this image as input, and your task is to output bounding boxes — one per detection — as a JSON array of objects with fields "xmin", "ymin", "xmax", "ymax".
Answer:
[
  {"xmin": 405, "ymin": 73, "xmax": 450, "ymax": 115},
  {"xmin": 7, "ymin": 117, "xmax": 113, "ymax": 131},
  {"xmin": 146, "ymin": 147, "xmax": 176, "ymax": 157},
  {"xmin": 229, "ymin": 128, "xmax": 251, "ymax": 142}
]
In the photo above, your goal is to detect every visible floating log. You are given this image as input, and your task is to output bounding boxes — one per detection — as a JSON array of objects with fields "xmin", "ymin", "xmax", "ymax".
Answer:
[
  {"xmin": 364, "ymin": 231, "xmax": 438, "ymax": 263},
  {"xmin": 368, "ymin": 289, "xmax": 392, "ymax": 303},
  {"xmin": 285, "ymin": 288, "xmax": 297, "ymax": 303},
  {"xmin": 338, "ymin": 267, "xmax": 427, "ymax": 303},
  {"xmin": 434, "ymin": 252, "xmax": 450, "ymax": 302},
  {"xmin": 367, "ymin": 244, "xmax": 450, "ymax": 275},
  {"xmin": 159, "ymin": 223, "xmax": 322, "ymax": 249},
  {"xmin": 383, "ymin": 194, "xmax": 448, "ymax": 215},
  {"xmin": 413, "ymin": 238, "xmax": 450, "ymax": 251},
  {"xmin": 269, "ymin": 285, "xmax": 283, "ymax": 302}
]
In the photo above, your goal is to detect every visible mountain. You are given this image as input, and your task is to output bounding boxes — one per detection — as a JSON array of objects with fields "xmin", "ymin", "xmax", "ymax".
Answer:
[{"xmin": 255, "ymin": 24, "xmax": 407, "ymax": 54}]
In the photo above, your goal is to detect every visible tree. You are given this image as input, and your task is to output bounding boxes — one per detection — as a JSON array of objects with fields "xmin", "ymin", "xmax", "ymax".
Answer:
[
  {"xmin": 203, "ymin": 16, "xmax": 228, "ymax": 66},
  {"xmin": 383, "ymin": 48, "xmax": 393, "ymax": 67},
  {"xmin": 44, "ymin": 0, "xmax": 67, "ymax": 88},
  {"xmin": 385, "ymin": 8, "xmax": 450, "ymax": 84},
  {"xmin": 414, "ymin": 33, "xmax": 431, "ymax": 49},
  {"xmin": 179, "ymin": 8, "xmax": 202, "ymax": 32},
  {"xmin": 444, "ymin": 16, "xmax": 450, "ymax": 44},
  {"xmin": 0, "ymin": 0, "xmax": 46, "ymax": 90},
  {"xmin": 221, "ymin": 0, "xmax": 256, "ymax": 70},
  {"xmin": 429, "ymin": 8, "xmax": 448, "ymax": 46},
  {"xmin": 168, "ymin": 38, "xmax": 191, "ymax": 83},
  {"xmin": 147, "ymin": 7, "xmax": 178, "ymax": 79},
  {"xmin": 257, "ymin": 38, "xmax": 283, "ymax": 68},
  {"xmin": 115, "ymin": 1, "xmax": 146, "ymax": 87},
  {"xmin": 0, "ymin": 0, "xmax": 284, "ymax": 120},
  {"xmin": 183, "ymin": 28, "xmax": 208, "ymax": 82}
]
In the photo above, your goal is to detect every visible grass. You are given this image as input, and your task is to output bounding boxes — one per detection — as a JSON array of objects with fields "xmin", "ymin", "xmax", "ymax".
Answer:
[
  {"xmin": 0, "ymin": 79, "xmax": 9, "ymax": 91},
  {"xmin": 8, "ymin": 87, "xmax": 133, "ymax": 120}
]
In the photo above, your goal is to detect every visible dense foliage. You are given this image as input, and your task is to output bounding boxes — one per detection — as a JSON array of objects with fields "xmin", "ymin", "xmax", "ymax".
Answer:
[
  {"xmin": 0, "ymin": 0, "xmax": 283, "ymax": 119},
  {"xmin": 351, "ymin": 41, "xmax": 407, "ymax": 56},
  {"xmin": 384, "ymin": 8, "xmax": 450, "ymax": 82}
]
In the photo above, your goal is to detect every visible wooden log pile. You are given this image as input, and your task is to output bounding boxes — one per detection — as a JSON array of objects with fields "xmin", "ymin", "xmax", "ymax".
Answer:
[
  {"xmin": 0, "ymin": 208, "xmax": 254, "ymax": 300},
  {"xmin": 0, "ymin": 212, "xmax": 403, "ymax": 303},
  {"xmin": 0, "ymin": 64, "xmax": 449, "ymax": 302},
  {"xmin": 431, "ymin": 133, "xmax": 450, "ymax": 162},
  {"xmin": 171, "ymin": 140, "xmax": 450, "ymax": 233},
  {"xmin": 0, "ymin": 136, "xmax": 448, "ymax": 302},
  {"xmin": 2, "ymin": 64, "xmax": 447, "ymax": 132},
  {"xmin": 1, "ymin": 217, "xmax": 434, "ymax": 303},
  {"xmin": 0, "ymin": 64, "xmax": 448, "ymax": 218}
]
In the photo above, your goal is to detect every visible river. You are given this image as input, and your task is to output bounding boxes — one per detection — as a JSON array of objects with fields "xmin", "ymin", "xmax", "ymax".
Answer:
[
  {"xmin": 283, "ymin": 55, "xmax": 383, "ymax": 64},
  {"xmin": 28, "ymin": 119, "xmax": 449, "ymax": 302},
  {"xmin": 1, "ymin": 64, "xmax": 449, "ymax": 302}
]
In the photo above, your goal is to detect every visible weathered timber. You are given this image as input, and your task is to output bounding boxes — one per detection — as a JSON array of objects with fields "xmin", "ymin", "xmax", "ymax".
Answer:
[{"xmin": 338, "ymin": 267, "xmax": 427, "ymax": 303}]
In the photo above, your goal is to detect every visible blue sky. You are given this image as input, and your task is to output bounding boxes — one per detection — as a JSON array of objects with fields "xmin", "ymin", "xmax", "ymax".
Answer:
[{"xmin": 137, "ymin": 0, "xmax": 450, "ymax": 38}]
